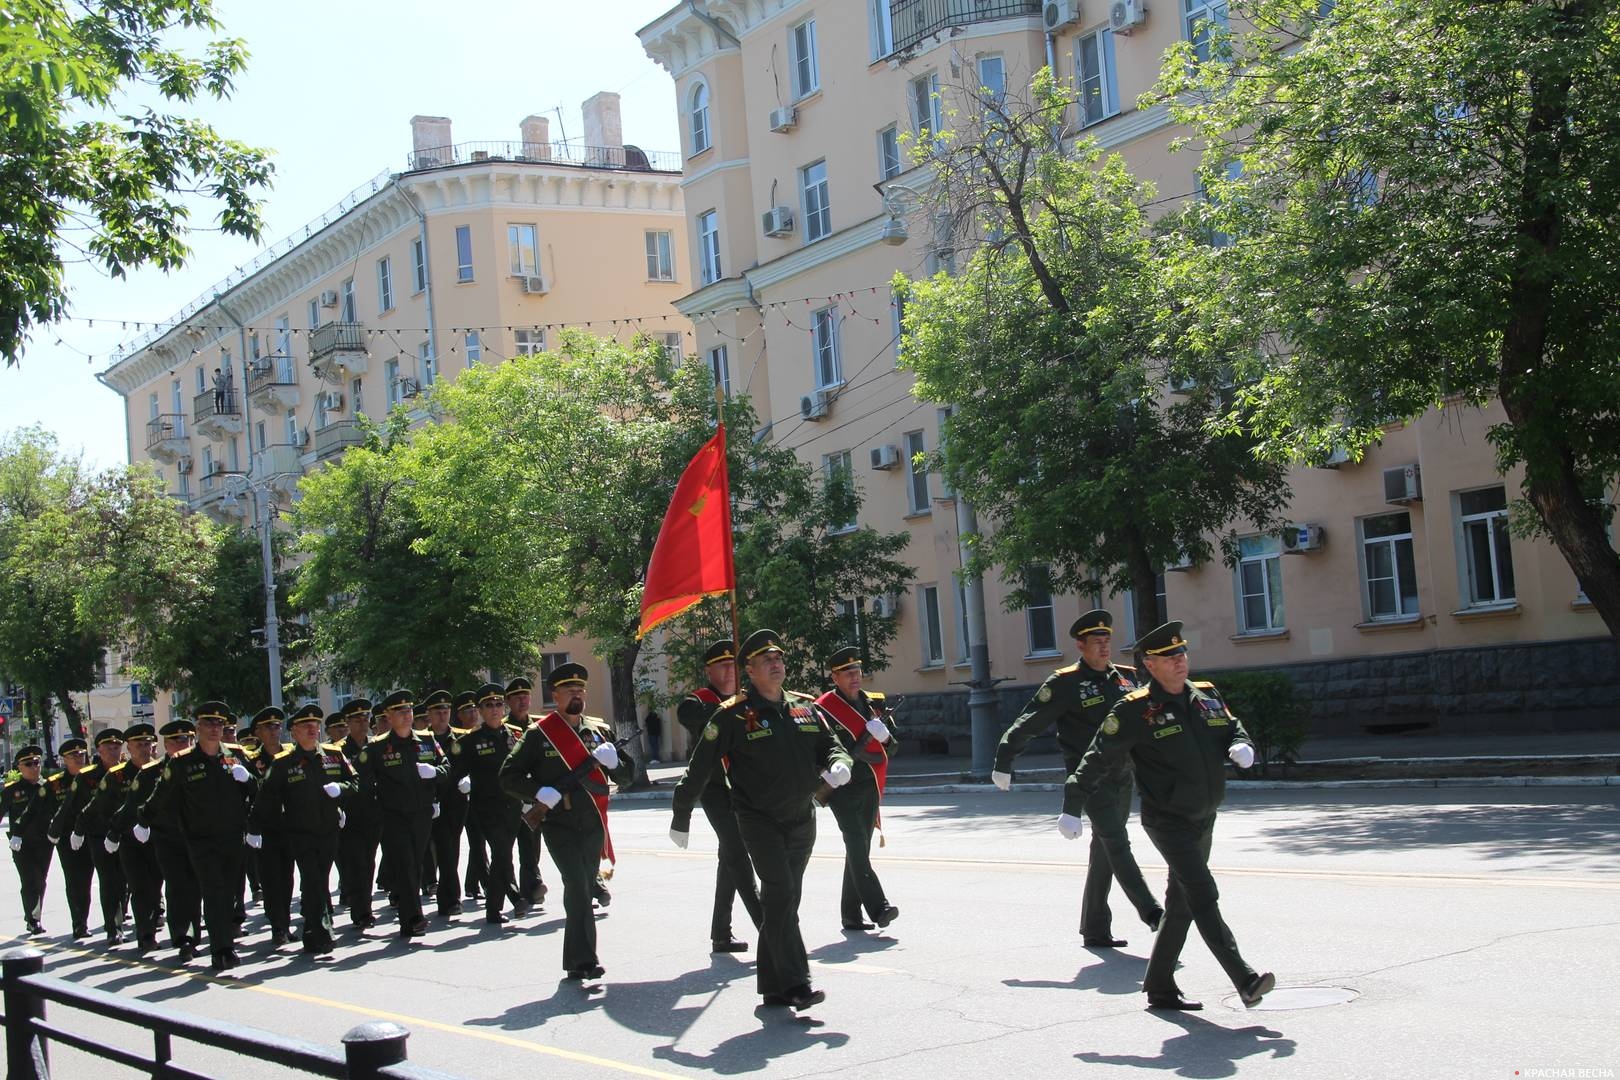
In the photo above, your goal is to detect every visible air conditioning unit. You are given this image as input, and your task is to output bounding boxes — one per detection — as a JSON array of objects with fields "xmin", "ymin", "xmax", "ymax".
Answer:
[
  {"xmin": 1315, "ymin": 444, "xmax": 1352, "ymax": 469},
  {"xmin": 319, "ymin": 289, "xmax": 339, "ymax": 308},
  {"xmin": 1383, "ymin": 464, "xmax": 1422, "ymax": 504},
  {"xmin": 398, "ymin": 377, "xmax": 423, "ymax": 399},
  {"xmin": 1109, "ymin": 0, "xmax": 1147, "ymax": 33},
  {"xmin": 1168, "ymin": 372, "xmax": 1197, "ymax": 394},
  {"xmin": 1044, "ymin": 0, "xmax": 1082, "ymax": 30},
  {"xmin": 762, "ymin": 206, "xmax": 795, "ymax": 237},
  {"xmin": 800, "ymin": 390, "xmax": 830, "ymax": 421},
  {"xmin": 1165, "ymin": 552, "xmax": 1195, "ymax": 572},
  {"xmin": 295, "ymin": 426, "xmax": 311, "ymax": 448},
  {"xmin": 520, "ymin": 275, "xmax": 547, "ymax": 295},
  {"xmin": 870, "ymin": 444, "xmax": 901, "ymax": 470},
  {"xmin": 768, "ymin": 106, "xmax": 798, "ymax": 133},
  {"xmin": 319, "ymin": 391, "xmax": 345, "ymax": 412},
  {"xmin": 1280, "ymin": 523, "xmax": 1325, "ymax": 553},
  {"xmin": 870, "ymin": 594, "xmax": 898, "ymax": 619},
  {"xmin": 176, "ymin": 456, "xmax": 193, "ymax": 475}
]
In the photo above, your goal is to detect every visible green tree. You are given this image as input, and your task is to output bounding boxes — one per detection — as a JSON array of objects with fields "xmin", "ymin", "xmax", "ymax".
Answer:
[
  {"xmin": 1154, "ymin": 0, "xmax": 1620, "ymax": 641},
  {"xmin": 1, "ymin": 0, "xmax": 273, "ymax": 364},
  {"xmin": 897, "ymin": 70, "xmax": 1290, "ymax": 634}
]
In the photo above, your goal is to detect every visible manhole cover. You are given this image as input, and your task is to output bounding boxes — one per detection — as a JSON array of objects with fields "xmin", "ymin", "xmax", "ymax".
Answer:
[{"xmin": 1221, "ymin": 985, "xmax": 1359, "ymax": 1011}]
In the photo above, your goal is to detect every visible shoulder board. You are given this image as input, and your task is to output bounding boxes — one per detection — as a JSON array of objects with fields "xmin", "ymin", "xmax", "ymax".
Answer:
[
  {"xmin": 222, "ymin": 742, "xmax": 246, "ymax": 752},
  {"xmin": 45, "ymin": 772, "xmax": 64, "ymax": 784},
  {"xmin": 866, "ymin": 691, "xmax": 886, "ymax": 704},
  {"xmin": 450, "ymin": 726, "xmax": 473, "ymax": 737},
  {"xmin": 784, "ymin": 689, "xmax": 817, "ymax": 701},
  {"xmin": 1121, "ymin": 686, "xmax": 1152, "ymax": 703},
  {"xmin": 79, "ymin": 764, "xmax": 100, "ymax": 777},
  {"xmin": 108, "ymin": 761, "xmax": 129, "ymax": 774},
  {"xmin": 504, "ymin": 722, "xmax": 526, "ymax": 735},
  {"xmin": 719, "ymin": 692, "xmax": 747, "ymax": 709},
  {"xmin": 273, "ymin": 747, "xmax": 295, "ymax": 760},
  {"xmin": 241, "ymin": 745, "xmax": 261, "ymax": 760},
  {"xmin": 368, "ymin": 733, "xmax": 390, "ymax": 744},
  {"xmin": 1113, "ymin": 663, "xmax": 1136, "ymax": 672},
  {"xmin": 320, "ymin": 741, "xmax": 346, "ymax": 752},
  {"xmin": 1191, "ymin": 681, "xmax": 1217, "ymax": 691},
  {"xmin": 140, "ymin": 760, "xmax": 163, "ymax": 772},
  {"xmin": 1053, "ymin": 662, "xmax": 1081, "ymax": 675},
  {"xmin": 173, "ymin": 745, "xmax": 196, "ymax": 758}
]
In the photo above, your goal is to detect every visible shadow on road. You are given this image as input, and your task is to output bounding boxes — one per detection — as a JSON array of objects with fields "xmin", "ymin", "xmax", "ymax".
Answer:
[
  {"xmin": 1005, "ymin": 952, "xmax": 1147, "ymax": 997},
  {"xmin": 652, "ymin": 1009, "xmax": 851, "ymax": 1075},
  {"xmin": 465, "ymin": 956, "xmax": 751, "ymax": 1035},
  {"xmin": 1075, "ymin": 1011, "xmax": 1295, "ymax": 1078},
  {"xmin": 1251, "ymin": 797, "xmax": 1620, "ymax": 860}
]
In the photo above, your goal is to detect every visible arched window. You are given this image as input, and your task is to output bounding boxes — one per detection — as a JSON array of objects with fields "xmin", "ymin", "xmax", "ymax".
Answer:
[{"xmin": 690, "ymin": 82, "xmax": 711, "ymax": 155}]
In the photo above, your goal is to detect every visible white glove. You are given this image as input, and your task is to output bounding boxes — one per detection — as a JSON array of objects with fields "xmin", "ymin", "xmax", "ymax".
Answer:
[
  {"xmin": 669, "ymin": 828, "xmax": 689, "ymax": 849},
  {"xmin": 432, "ymin": 802, "xmax": 441, "ymax": 819},
  {"xmin": 322, "ymin": 782, "xmax": 341, "ymax": 799},
  {"xmin": 103, "ymin": 837, "xmax": 120, "ymax": 854},
  {"xmin": 1057, "ymin": 812, "xmax": 1085, "ymax": 840},
  {"xmin": 70, "ymin": 833, "xmax": 84, "ymax": 851},
  {"xmin": 132, "ymin": 824, "xmax": 151, "ymax": 844},
  {"xmin": 8, "ymin": 836, "xmax": 22, "ymax": 852},
  {"xmin": 1228, "ymin": 743, "xmax": 1255, "ymax": 769},
  {"xmin": 416, "ymin": 761, "xmax": 436, "ymax": 779},
  {"xmin": 245, "ymin": 833, "xmax": 263, "ymax": 850},
  {"xmin": 991, "ymin": 769, "xmax": 1012, "ymax": 791},
  {"xmin": 47, "ymin": 835, "xmax": 60, "ymax": 847},
  {"xmin": 865, "ymin": 718, "xmax": 890, "ymax": 743},
  {"xmin": 536, "ymin": 786, "xmax": 562, "ymax": 809},
  {"xmin": 457, "ymin": 776, "xmax": 472, "ymax": 794},
  {"xmin": 230, "ymin": 763, "xmax": 251, "ymax": 783},
  {"xmin": 592, "ymin": 743, "xmax": 620, "ymax": 769},
  {"xmin": 821, "ymin": 762, "xmax": 851, "ymax": 788},
  {"xmin": 338, "ymin": 809, "xmax": 347, "ymax": 829}
]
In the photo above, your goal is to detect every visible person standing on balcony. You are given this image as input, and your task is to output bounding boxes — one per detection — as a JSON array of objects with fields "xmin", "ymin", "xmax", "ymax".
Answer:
[{"xmin": 212, "ymin": 366, "xmax": 227, "ymax": 412}]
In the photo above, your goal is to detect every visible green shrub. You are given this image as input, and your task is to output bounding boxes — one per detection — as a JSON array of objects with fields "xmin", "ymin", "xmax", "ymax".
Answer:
[{"xmin": 1210, "ymin": 670, "xmax": 1309, "ymax": 776}]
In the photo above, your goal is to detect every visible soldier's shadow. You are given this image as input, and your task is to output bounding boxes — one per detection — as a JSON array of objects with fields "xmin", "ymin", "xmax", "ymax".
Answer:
[
  {"xmin": 1075, "ymin": 1012, "xmax": 1295, "ymax": 1078},
  {"xmin": 806, "ymin": 932, "xmax": 897, "ymax": 965},
  {"xmin": 652, "ymin": 1011, "xmax": 850, "ymax": 1076},
  {"xmin": 1004, "ymin": 953, "xmax": 1148, "ymax": 997},
  {"xmin": 466, "ymin": 957, "xmax": 754, "ymax": 1036}
]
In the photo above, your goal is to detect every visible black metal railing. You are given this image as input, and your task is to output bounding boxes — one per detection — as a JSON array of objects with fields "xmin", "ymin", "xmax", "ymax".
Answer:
[
  {"xmin": 314, "ymin": 420, "xmax": 367, "ymax": 459},
  {"xmin": 248, "ymin": 354, "xmax": 299, "ymax": 388},
  {"xmin": 145, "ymin": 414, "xmax": 187, "ymax": 449},
  {"xmin": 405, "ymin": 140, "xmax": 681, "ymax": 174},
  {"xmin": 310, "ymin": 322, "xmax": 366, "ymax": 362},
  {"xmin": 193, "ymin": 389, "xmax": 241, "ymax": 422},
  {"xmin": 1, "ymin": 948, "xmax": 458, "ymax": 1079},
  {"xmin": 890, "ymin": 0, "xmax": 1041, "ymax": 54}
]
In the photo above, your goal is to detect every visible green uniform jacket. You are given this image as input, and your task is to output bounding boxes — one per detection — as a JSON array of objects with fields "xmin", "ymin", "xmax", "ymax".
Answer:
[
  {"xmin": 822, "ymin": 690, "xmax": 891, "ymax": 794},
  {"xmin": 450, "ymin": 722, "xmax": 522, "ymax": 814},
  {"xmin": 108, "ymin": 761, "xmax": 164, "ymax": 842},
  {"xmin": 139, "ymin": 744, "xmax": 258, "ymax": 839},
  {"xmin": 431, "ymin": 728, "xmax": 469, "ymax": 810},
  {"xmin": 1064, "ymin": 679, "xmax": 1252, "ymax": 824},
  {"xmin": 79, "ymin": 759, "xmax": 139, "ymax": 839},
  {"xmin": 20, "ymin": 771, "xmax": 73, "ymax": 839},
  {"xmin": 3, "ymin": 777, "xmax": 49, "ymax": 843},
  {"xmin": 498, "ymin": 715, "xmax": 635, "ymax": 831},
  {"xmin": 996, "ymin": 662, "xmax": 1138, "ymax": 773},
  {"xmin": 250, "ymin": 743, "xmax": 358, "ymax": 835},
  {"xmin": 676, "ymin": 688, "xmax": 731, "ymax": 797},
  {"xmin": 671, "ymin": 689, "xmax": 853, "ymax": 831},
  {"xmin": 357, "ymin": 731, "xmax": 446, "ymax": 817},
  {"xmin": 49, "ymin": 761, "xmax": 115, "ymax": 840}
]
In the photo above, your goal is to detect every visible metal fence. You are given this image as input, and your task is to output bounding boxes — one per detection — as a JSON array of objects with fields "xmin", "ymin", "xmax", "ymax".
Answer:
[
  {"xmin": 405, "ymin": 140, "xmax": 681, "ymax": 174},
  {"xmin": 890, "ymin": 0, "xmax": 1042, "ymax": 53}
]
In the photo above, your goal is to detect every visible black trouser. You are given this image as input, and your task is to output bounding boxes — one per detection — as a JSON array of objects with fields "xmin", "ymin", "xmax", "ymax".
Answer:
[
  {"xmin": 518, "ymin": 820, "xmax": 544, "ymax": 901},
  {"xmin": 154, "ymin": 833, "xmax": 200, "ymax": 948},
  {"xmin": 289, "ymin": 832, "xmax": 339, "ymax": 950},
  {"xmin": 828, "ymin": 781, "xmax": 887, "ymax": 926},
  {"xmin": 541, "ymin": 817, "xmax": 602, "ymax": 972},
  {"xmin": 1142, "ymin": 813, "xmax": 1255, "ymax": 996},
  {"xmin": 119, "ymin": 835, "xmax": 164, "ymax": 943},
  {"xmin": 699, "ymin": 784, "xmax": 761, "ymax": 942},
  {"xmin": 56, "ymin": 840, "xmax": 94, "ymax": 935},
  {"xmin": 188, "ymin": 834, "xmax": 245, "ymax": 960},
  {"xmin": 13, "ymin": 839, "xmax": 52, "ymax": 925},
  {"xmin": 378, "ymin": 810, "xmax": 432, "ymax": 932},
  {"xmin": 1080, "ymin": 770, "xmax": 1163, "ymax": 939},
  {"xmin": 258, "ymin": 833, "xmax": 296, "ymax": 936},
  {"xmin": 463, "ymin": 810, "xmax": 488, "ymax": 896},
  {"xmin": 89, "ymin": 834, "xmax": 128, "ymax": 934},
  {"xmin": 339, "ymin": 816, "xmax": 380, "ymax": 923},
  {"xmin": 431, "ymin": 799, "xmax": 466, "ymax": 914},
  {"xmin": 735, "ymin": 805, "xmax": 816, "ymax": 998}
]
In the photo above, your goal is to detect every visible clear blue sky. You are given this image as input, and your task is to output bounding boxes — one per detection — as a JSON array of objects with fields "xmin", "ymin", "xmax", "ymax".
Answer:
[{"xmin": 2, "ymin": 0, "xmax": 683, "ymax": 469}]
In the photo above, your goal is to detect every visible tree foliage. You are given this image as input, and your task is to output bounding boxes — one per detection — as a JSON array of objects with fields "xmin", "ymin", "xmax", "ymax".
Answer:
[{"xmin": 1, "ymin": 0, "xmax": 273, "ymax": 363}]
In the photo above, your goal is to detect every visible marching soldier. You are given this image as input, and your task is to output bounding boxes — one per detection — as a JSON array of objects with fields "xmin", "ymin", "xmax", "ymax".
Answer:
[
  {"xmin": 504, "ymin": 677, "xmax": 547, "ymax": 908},
  {"xmin": 674, "ymin": 639, "xmax": 762, "ymax": 954},
  {"xmin": 51, "ymin": 727, "xmax": 130, "ymax": 944},
  {"xmin": 337, "ymin": 698, "xmax": 380, "ymax": 929},
  {"xmin": 133, "ymin": 720, "xmax": 203, "ymax": 961},
  {"xmin": 454, "ymin": 690, "xmax": 489, "ymax": 903},
  {"xmin": 420, "ymin": 689, "xmax": 468, "ymax": 918},
  {"xmin": 26, "ymin": 738, "xmax": 93, "ymax": 938},
  {"xmin": 106, "ymin": 723, "xmax": 164, "ymax": 951},
  {"xmin": 452, "ymin": 683, "xmax": 525, "ymax": 925},
  {"xmin": 1062, "ymin": 621, "xmax": 1275, "ymax": 1011},
  {"xmin": 355, "ymin": 689, "xmax": 446, "ymax": 940},
  {"xmin": 246, "ymin": 706, "xmax": 298, "ymax": 946},
  {"xmin": 4, "ymin": 745, "xmax": 52, "ymax": 935},
  {"xmin": 499, "ymin": 663, "xmax": 633, "ymax": 979},
  {"xmin": 994, "ymin": 610, "xmax": 1163, "ymax": 945},
  {"xmin": 138, "ymin": 702, "xmax": 257, "ymax": 971},
  {"xmin": 248, "ymin": 703, "xmax": 357, "ymax": 956},
  {"xmin": 815, "ymin": 646, "xmax": 899, "ymax": 933},
  {"xmin": 671, "ymin": 629, "xmax": 853, "ymax": 1010}
]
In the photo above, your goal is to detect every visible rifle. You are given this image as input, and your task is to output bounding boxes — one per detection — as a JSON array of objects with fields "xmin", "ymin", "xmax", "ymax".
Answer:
[{"xmin": 521, "ymin": 736, "xmax": 633, "ymax": 831}]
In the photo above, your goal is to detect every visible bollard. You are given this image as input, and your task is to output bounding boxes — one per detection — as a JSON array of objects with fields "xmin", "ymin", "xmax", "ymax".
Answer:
[
  {"xmin": 341, "ymin": 1021, "xmax": 409, "ymax": 1079},
  {"xmin": 3, "ymin": 948, "xmax": 48, "ymax": 1080}
]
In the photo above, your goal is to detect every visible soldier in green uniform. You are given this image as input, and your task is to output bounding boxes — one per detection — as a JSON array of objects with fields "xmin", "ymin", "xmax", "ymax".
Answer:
[
  {"xmin": 504, "ymin": 677, "xmax": 547, "ymax": 908},
  {"xmin": 1062, "ymin": 621, "xmax": 1275, "ymax": 1011},
  {"xmin": 453, "ymin": 683, "xmax": 525, "ymax": 925},
  {"xmin": 671, "ymin": 630, "xmax": 853, "ymax": 1010},
  {"xmin": 4, "ymin": 745, "xmax": 52, "ymax": 935},
  {"xmin": 246, "ymin": 706, "xmax": 299, "ymax": 946},
  {"xmin": 248, "ymin": 703, "xmax": 357, "ymax": 956},
  {"xmin": 674, "ymin": 639, "xmax": 762, "ymax": 954},
  {"xmin": 133, "ymin": 720, "xmax": 203, "ymax": 961},
  {"xmin": 28, "ymin": 738, "xmax": 92, "ymax": 938},
  {"xmin": 138, "ymin": 702, "xmax": 258, "ymax": 971},
  {"xmin": 105, "ymin": 723, "xmax": 164, "ymax": 951},
  {"xmin": 51, "ymin": 727, "xmax": 130, "ymax": 944},
  {"xmin": 356, "ymin": 689, "xmax": 446, "ymax": 940},
  {"xmin": 994, "ymin": 610, "xmax": 1163, "ymax": 946},
  {"xmin": 499, "ymin": 664, "xmax": 634, "ymax": 979},
  {"xmin": 421, "ymin": 689, "xmax": 468, "ymax": 918},
  {"xmin": 816, "ymin": 646, "xmax": 900, "ymax": 933},
  {"xmin": 454, "ymin": 690, "xmax": 489, "ymax": 903},
  {"xmin": 336, "ymin": 698, "xmax": 380, "ymax": 929}
]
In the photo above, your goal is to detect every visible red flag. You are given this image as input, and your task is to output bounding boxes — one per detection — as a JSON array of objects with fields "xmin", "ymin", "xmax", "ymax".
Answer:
[{"xmin": 637, "ymin": 426, "xmax": 735, "ymax": 639}]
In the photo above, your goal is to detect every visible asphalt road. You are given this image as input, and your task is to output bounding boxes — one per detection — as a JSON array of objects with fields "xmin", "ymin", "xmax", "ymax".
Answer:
[{"xmin": 4, "ymin": 786, "xmax": 1618, "ymax": 1079}]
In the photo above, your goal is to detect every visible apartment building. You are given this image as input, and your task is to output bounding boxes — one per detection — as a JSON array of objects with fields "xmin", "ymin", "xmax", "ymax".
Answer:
[
  {"xmin": 97, "ymin": 93, "xmax": 690, "ymax": 725},
  {"xmin": 640, "ymin": 0, "xmax": 1615, "ymax": 754}
]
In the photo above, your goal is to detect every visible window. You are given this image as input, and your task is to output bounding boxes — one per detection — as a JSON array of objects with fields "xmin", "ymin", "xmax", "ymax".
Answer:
[
  {"xmin": 284, "ymin": 415, "xmax": 298, "ymax": 446},
  {"xmin": 812, "ymin": 306, "xmax": 842, "ymax": 388},
  {"xmin": 910, "ymin": 73, "xmax": 943, "ymax": 147},
  {"xmin": 315, "ymin": 391, "xmax": 329, "ymax": 430},
  {"xmin": 834, "ymin": 597, "xmax": 860, "ymax": 647},
  {"xmin": 274, "ymin": 316, "xmax": 291, "ymax": 361},
  {"xmin": 1025, "ymin": 566, "xmax": 1058, "ymax": 656},
  {"xmin": 936, "ymin": 406, "xmax": 955, "ymax": 498},
  {"xmin": 148, "ymin": 392, "xmax": 159, "ymax": 420},
  {"xmin": 645, "ymin": 231, "xmax": 675, "ymax": 281},
  {"xmin": 976, "ymin": 54, "xmax": 1006, "ymax": 104},
  {"xmin": 455, "ymin": 225, "xmax": 474, "ymax": 283},
  {"xmin": 464, "ymin": 332, "xmax": 482, "ymax": 368},
  {"xmin": 1206, "ymin": 159, "xmax": 1244, "ymax": 247},
  {"xmin": 255, "ymin": 420, "xmax": 267, "ymax": 451},
  {"xmin": 878, "ymin": 125, "xmax": 902, "ymax": 181},
  {"xmin": 194, "ymin": 367, "xmax": 206, "ymax": 394},
  {"xmin": 539, "ymin": 652, "xmax": 570, "ymax": 707},
  {"xmin": 689, "ymin": 82, "xmax": 711, "ymax": 155},
  {"xmin": 1076, "ymin": 28, "xmax": 1119, "ymax": 128},
  {"xmin": 919, "ymin": 584, "xmax": 944, "ymax": 667},
  {"xmin": 800, "ymin": 160, "xmax": 831, "ymax": 243},
  {"xmin": 1360, "ymin": 511, "xmax": 1420, "ymax": 619},
  {"xmin": 1458, "ymin": 486, "xmax": 1515, "ymax": 605},
  {"xmin": 377, "ymin": 257, "xmax": 394, "ymax": 314},
  {"xmin": 411, "ymin": 238, "xmax": 427, "ymax": 294},
  {"xmin": 249, "ymin": 332, "xmax": 261, "ymax": 361},
  {"xmin": 904, "ymin": 429, "xmax": 930, "ymax": 514},
  {"xmin": 228, "ymin": 438, "xmax": 239, "ymax": 471},
  {"xmin": 1184, "ymin": 0, "xmax": 1230, "ymax": 63},
  {"xmin": 698, "ymin": 210, "xmax": 722, "ymax": 285},
  {"xmin": 340, "ymin": 278, "xmax": 356, "ymax": 322},
  {"xmin": 514, "ymin": 328, "xmax": 546, "ymax": 356},
  {"xmin": 201, "ymin": 447, "xmax": 215, "ymax": 482},
  {"xmin": 661, "ymin": 333, "xmax": 683, "ymax": 364},
  {"xmin": 508, "ymin": 224, "xmax": 539, "ymax": 276},
  {"xmin": 385, "ymin": 358, "xmax": 402, "ymax": 406},
  {"xmin": 869, "ymin": 0, "xmax": 893, "ymax": 59},
  {"xmin": 418, "ymin": 341, "xmax": 436, "ymax": 387},
  {"xmin": 350, "ymin": 376, "xmax": 363, "ymax": 417},
  {"xmin": 1121, "ymin": 576, "xmax": 1169, "ymax": 645},
  {"xmin": 823, "ymin": 451, "xmax": 856, "ymax": 533},
  {"xmin": 307, "ymin": 299, "xmax": 319, "ymax": 330},
  {"xmin": 1236, "ymin": 535, "xmax": 1284, "ymax": 632},
  {"xmin": 708, "ymin": 344, "xmax": 730, "ymax": 396},
  {"xmin": 790, "ymin": 18, "xmax": 819, "ymax": 99}
]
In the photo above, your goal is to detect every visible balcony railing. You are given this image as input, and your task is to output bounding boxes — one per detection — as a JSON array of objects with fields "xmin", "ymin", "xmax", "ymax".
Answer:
[
  {"xmin": 889, "ymin": 0, "xmax": 1041, "ymax": 54},
  {"xmin": 145, "ymin": 414, "xmax": 187, "ymax": 449},
  {"xmin": 193, "ymin": 388, "xmax": 241, "ymax": 422},
  {"xmin": 253, "ymin": 443, "xmax": 305, "ymax": 483},
  {"xmin": 310, "ymin": 322, "xmax": 366, "ymax": 361},
  {"xmin": 405, "ymin": 140, "xmax": 681, "ymax": 174},
  {"xmin": 314, "ymin": 420, "xmax": 367, "ymax": 459},
  {"xmin": 248, "ymin": 354, "xmax": 298, "ymax": 388}
]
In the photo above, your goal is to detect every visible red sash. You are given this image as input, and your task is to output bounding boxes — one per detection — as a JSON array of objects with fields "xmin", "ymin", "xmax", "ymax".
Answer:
[
  {"xmin": 815, "ymin": 691, "xmax": 888, "ymax": 797},
  {"xmin": 535, "ymin": 712, "xmax": 615, "ymax": 865}
]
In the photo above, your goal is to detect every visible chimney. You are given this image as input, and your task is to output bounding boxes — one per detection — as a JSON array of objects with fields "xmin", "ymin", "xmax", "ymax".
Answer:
[
  {"xmin": 581, "ymin": 91, "xmax": 622, "ymax": 153},
  {"xmin": 520, "ymin": 115, "xmax": 552, "ymax": 161},
  {"xmin": 410, "ymin": 115, "xmax": 453, "ymax": 166}
]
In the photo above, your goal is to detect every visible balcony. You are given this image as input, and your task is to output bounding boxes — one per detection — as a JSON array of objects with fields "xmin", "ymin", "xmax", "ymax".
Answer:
[
  {"xmin": 246, "ymin": 355, "xmax": 301, "ymax": 415},
  {"xmin": 145, "ymin": 414, "xmax": 189, "ymax": 462},
  {"xmin": 189, "ymin": 468, "xmax": 248, "ymax": 523},
  {"xmin": 252, "ymin": 443, "xmax": 305, "ymax": 500},
  {"xmin": 193, "ymin": 389, "xmax": 243, "ymax": 442},
  {"xmin": 889, "ymin": 0, "xmax": 1041, "ymax": 54},
  {"xmin": 313, "ymin": 420, "xmax": 366, "ymax": 461},
  {"xmin": 405, "ymin": 140, "xmax": 681, "ymax": 174},
  {"xmin": 309, "ymin": 322, "xmax": 369, "ymax": 383}
]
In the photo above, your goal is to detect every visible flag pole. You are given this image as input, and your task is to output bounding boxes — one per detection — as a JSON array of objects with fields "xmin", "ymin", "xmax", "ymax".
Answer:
[{"xmin": 716, "ymin": 382, "xmax": 742, "ymax": 655}]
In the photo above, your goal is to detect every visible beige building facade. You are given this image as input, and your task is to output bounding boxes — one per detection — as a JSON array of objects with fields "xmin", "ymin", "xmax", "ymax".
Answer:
[{"xmin": 640, "ymin": 0, "xmax": 1615, "ymax": 754}]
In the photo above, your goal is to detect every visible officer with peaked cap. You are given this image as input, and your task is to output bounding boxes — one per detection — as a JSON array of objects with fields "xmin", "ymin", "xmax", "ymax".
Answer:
[
  {"xmin": 106, "ymin": 723, "xmax": 164, "ymax": 951},
  {"xmin": 30, "ymin": 737, "xmax": 93, "ymax": 938},
  {"xmin": 3, "ymin": 745, "xmax": 52, "ymax": 934},
  {"xmin": 139, "ymin": 720, "xmax": 203, "ymax": 961},
  {"xmin": 1063, "ymin": 621, "xmax": 1274, "ymax": 1011},
  {"xmin": 453, "ymin": 690, "xmax": 489, "ymax": 902},
  {"xmin": 504, "ymin": 676, "xmax": 547, "ymax": 908},
  {"xmin": 419, "ymin": 689, "xmax": 466, "ymax": 917},
  {"xmin": 452, "ymin": 683, "xmax": 525, "ymax": 924},
  {"xmin": 246, "ymin": 705, "xmax": 298, "ymax": 946},
  {"xmin": 356, "ymin": 689, "xmax": 446, "ymax": 940},
  {"xmin": 817, "ymin": 646, "xmax": 900, "ymax": 933},
  {"xmin": 51, "ymin": 726, "xmax": 130, "ymax": 945},
  {"xmin": 994, "ymin": 609, "xmax": 1162, "ymax": 945},
  {"xmin": 336, "ymin": 698, "xmax": 380, "ymax": 928}
]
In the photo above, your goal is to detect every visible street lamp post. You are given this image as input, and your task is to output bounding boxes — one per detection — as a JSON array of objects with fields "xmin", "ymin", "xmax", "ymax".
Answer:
[{"xmin": 220, "ymin": 471, "xmax": 287, "ymax": 710}]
